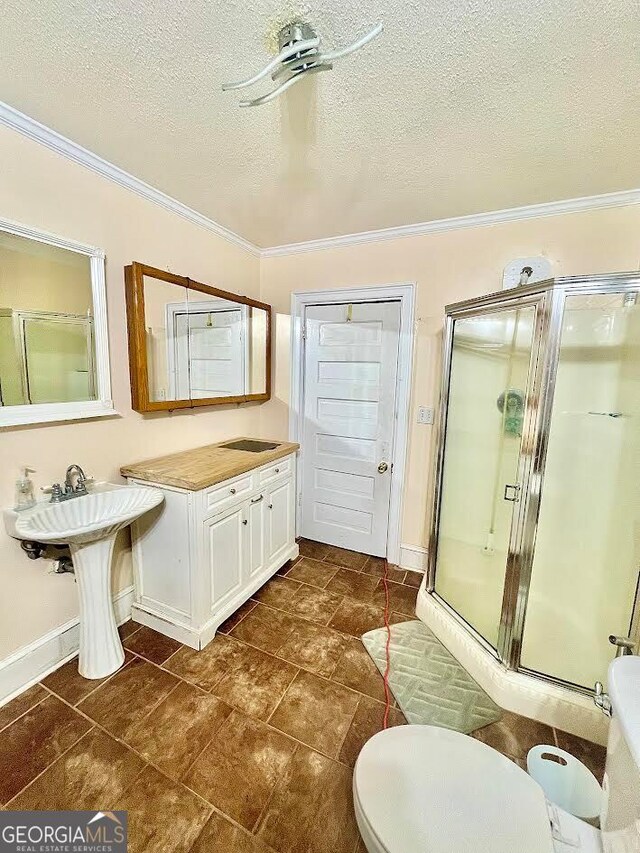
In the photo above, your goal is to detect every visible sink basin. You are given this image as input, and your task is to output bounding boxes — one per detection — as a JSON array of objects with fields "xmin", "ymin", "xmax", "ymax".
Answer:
[
  {"xmin": 14, "ymin": 486, "xmax": 164, "ymax": 545},
  {"xmin": 6, "ymin": 484, "xmax": 164, "ymax": 680},
  {"xmin": 220, "ymin": 439, "xmax": 281, "ymax": 452}
]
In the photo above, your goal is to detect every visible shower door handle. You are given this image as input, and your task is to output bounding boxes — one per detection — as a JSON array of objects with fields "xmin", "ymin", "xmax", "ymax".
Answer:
[{"xmin": 503, "ymin": 484, "xmax": 521, "ymax": 502}]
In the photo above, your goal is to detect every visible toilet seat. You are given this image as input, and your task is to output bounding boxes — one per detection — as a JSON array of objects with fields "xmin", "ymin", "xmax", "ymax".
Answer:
[{"xmin": 353, "ymin": 725, "xmax": 555, "ymax": 853}]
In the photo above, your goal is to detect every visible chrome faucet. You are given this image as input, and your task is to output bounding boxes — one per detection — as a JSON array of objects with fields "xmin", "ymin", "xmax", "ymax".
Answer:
[{"xmin": 49, "ymin": 464, "xmax": 88, "ymax": 502}]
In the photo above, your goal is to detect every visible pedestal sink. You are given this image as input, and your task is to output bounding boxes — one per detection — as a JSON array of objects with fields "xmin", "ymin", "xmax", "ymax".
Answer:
[{"xmin": 8, "ymin": 485, "xmax": 163, "ymax": 679}]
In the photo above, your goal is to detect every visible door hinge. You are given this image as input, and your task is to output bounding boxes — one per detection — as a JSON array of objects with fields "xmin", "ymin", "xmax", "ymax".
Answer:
[
  {"xmin": 297, "ymin": 492, "xmax": 302, "ymax": 507},
  {"xmin": 301, "ymin": 321, "xmax": 307, "ymax": 340}
]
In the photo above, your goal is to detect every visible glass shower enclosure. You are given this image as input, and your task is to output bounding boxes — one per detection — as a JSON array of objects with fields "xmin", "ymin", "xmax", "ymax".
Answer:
[{"xmin": 427, "ymin": 272, "xmax": 640, "ymax": 693}]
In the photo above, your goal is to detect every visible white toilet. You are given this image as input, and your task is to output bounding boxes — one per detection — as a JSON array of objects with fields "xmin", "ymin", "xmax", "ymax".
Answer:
[{"xmin": 353, "ymin": 655, "xmax": 640, "ymax": 853}]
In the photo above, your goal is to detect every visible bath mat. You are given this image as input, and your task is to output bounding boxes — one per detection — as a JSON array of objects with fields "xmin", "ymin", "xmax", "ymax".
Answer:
[{"xmin": 362, "ymin": 620, "xmax": 502, "ymax": 733}]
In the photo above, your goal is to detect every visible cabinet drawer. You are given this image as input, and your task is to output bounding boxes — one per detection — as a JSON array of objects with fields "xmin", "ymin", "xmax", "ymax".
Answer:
[
  {"xmin": 259, "ymin": 455, "xmax": 292, "ymax": 485},
  {"xmin": 204, "ymin": 471, "xmax": 255, "ymax": 516}
]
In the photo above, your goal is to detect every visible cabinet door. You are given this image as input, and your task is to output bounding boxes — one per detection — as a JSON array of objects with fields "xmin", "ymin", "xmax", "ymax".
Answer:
[
  {"xmin": 204, "ymin": 503, "xmax": 245, "ymax": 613},
  {"xmin": 247, "ymin": 493, "xmax": 267, "ymax": 579},
  {"xmin": 266, "ymin": 478, "xmax": 294, "ymax": 566}
]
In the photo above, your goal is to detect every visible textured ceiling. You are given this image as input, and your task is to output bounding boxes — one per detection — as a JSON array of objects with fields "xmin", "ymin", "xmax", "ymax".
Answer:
[{"xmin": 1, "ymin": 0, "xmax": 639, "ymax": 248}]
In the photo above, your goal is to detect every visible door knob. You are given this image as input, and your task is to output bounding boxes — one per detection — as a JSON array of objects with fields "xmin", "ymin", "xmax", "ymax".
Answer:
[{"xmin": 377, "ymin": 462, "xmax": 389, "ymax": 473}]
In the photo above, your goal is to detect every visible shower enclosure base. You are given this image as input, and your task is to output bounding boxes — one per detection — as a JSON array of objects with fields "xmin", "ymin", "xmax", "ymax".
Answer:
[{"xmin": 416, "ymin": 587, "xmax": 609, "ymax": 745}]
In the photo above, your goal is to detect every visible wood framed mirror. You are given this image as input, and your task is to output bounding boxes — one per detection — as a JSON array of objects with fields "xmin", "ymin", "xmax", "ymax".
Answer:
[{"xmin": 124, "ymin": 262, "xmax": 271, "ymax": 413}]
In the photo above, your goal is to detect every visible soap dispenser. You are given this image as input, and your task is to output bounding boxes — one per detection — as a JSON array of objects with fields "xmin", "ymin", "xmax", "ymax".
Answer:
[{"xmin": 14, "ymin": 467, "xmax": 36, "ymax": 511}]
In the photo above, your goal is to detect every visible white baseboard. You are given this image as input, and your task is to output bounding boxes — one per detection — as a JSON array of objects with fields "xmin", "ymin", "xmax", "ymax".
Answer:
[
  {"xmin": 399, "ymin": 543, "xmax": 428, "ymax": 572},
  {"xmin": 0, "ymin": 585, "xmax": 135, "ymax": 707}
]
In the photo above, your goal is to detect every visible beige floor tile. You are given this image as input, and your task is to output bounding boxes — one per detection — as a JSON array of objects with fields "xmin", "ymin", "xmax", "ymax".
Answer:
[
  {"xmin": 212, "ymin": 643, "xmax": 298, "ymax": 721},
  {"xmin": 123, "ymin": 625, "xmax": 182, "ymax": 664},
  {"xmin": 325, "ymin": 568, "xmax": 380, "ymax": 601},
  {"xmin": 372, "ymin": 579, "xmax": 418, "ymax": 616},
  {"xmin": 257, "ymin": 745, "xmax": 359, "ymax": 853},
  {"xmin": 322, "ymin": 545, "xmax": 368, "ymax": 571},
  {"xmin": 328, "ymin": 598, "xmax": 386, "ymax": 637},
  {"xmin": 298, "ymin": 538, "xmax": 331, "ymax": 561},
  {"xmin": 190, "ymin": 810, "xmax": 274, "ymax": 853},
  {"xmin": 164, "ymin": 633, "xmax": 245, "ymax": 691},
  {"xmin": 0, "ymin": 695, "xmax": 92, "ymax": 804},
  {"xmin": 338, "ymin": 695, "xmax": 406, "ymax": 768},
  {"xmin": 285, "ymin": 557, "xmax": 340, "ymax": 589},
  {"xmin": 124, "ymin": 681, "xmax": 233, "ymax": 780},
  {"xmin": 217, "ymin": 599, "xmax": 257, "ymax": 634},
  {"xmin": 360, "ymin": 556, "xmax": 406, "ymax": 584},
  {"xmin": 253, "ymin": 576, "xmax": 301, "ymax": 609},
  {"xmin": 269, "ymin": 671, "xmax": 359, "ymax": 758},
  {"xmin": 0, "ymin": 683, "xmax": 47, "ymax": 730},
  {"xmin": 182, "ymin": 710, "xmax": 296, "ymax": 830},
  {"xmin": 77, "ymin": 657, "xmax": 179, "ymax": 740},
  {"xmin": 230, "ymin": 603, "xmax": 299, "ymax": 654},
  {"xmin": 9, "ymin": 728, "xmax": 145, "ymax": 810},
  {"xmin": 331, "ymin": 637, "xmax": 387, "ymax": 703},
  {"xmin": 42, "ymin": 651, "xmax": 134, "ymax": 706},
  {"xmin": 285, "ymin": 584, "xmax": 343, "ymax": 625},
  {"xmin": 115, "ymin": 764, "xmax": 210, "ymax": 853},
  {"xmin": 276, "ymin": 620, "xmax": 348, "ymax": 678},
  {"xmin": 471, "ymin": 711, "xmax": 555, "ymax": 761}
]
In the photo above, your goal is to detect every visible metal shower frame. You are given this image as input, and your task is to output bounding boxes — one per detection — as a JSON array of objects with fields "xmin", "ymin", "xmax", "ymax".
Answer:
[{"xmin": 426, "ymin": 271, "xmax": 640, "ymax": 694}]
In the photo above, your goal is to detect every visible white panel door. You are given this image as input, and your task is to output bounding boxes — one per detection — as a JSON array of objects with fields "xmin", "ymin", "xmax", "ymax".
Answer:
[
  {"xmin": 174, "ymin": 309, "xmax": 245, "ymax": 398},
  {"xmin": 204, "ymin": 503, "xmax": 245, "ymax": 613},
  {"xmin": 267, "ymin": 479, "xmax": 294, "ymax": 565},
  {"xmin": 301, "ymin": 302, "xmax": 400, "ymax": 556}
]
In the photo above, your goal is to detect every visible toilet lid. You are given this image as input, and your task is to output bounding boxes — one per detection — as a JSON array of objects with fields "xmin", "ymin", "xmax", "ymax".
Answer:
[{"xmin": 353, "ymin": 725, "xmax": 554, "ymax": 853}]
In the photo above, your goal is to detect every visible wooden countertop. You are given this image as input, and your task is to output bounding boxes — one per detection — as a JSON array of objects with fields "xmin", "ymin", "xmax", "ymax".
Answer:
[{"xmin": 120, "ymin": 437, "xmax": 299, "ymax": 491}]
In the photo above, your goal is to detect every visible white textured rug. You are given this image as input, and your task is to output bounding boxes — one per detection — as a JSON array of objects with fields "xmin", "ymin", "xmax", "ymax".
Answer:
[{"xmin": 362, "ymin": 620, "xmax": 502, "ymax": 732}]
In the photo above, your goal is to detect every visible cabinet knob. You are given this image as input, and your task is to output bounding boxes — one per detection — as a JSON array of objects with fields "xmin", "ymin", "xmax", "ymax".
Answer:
[
  {"xmin": 268, "ymin": 504, "xmax": 273, "ymax": 510},
  {"xmin": 242, "ymin": 518, "xmax": 248, "ymax": 525},
  {"xmin": 230, "ymin": 488, "xmax": 236, "ymax": 494},
  {"xmin": 274, "ymin": 468, "xmax": 280, "ymax": 474}
]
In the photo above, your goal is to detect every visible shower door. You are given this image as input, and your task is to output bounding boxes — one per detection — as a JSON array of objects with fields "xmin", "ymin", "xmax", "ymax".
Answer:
[
  {"xmin": 428, "ymin": 295, "xmax": 544, "ymax": 656},
  {"xmin": 518, "ymin": 285, "xmax": 640, "ymax": 689}
]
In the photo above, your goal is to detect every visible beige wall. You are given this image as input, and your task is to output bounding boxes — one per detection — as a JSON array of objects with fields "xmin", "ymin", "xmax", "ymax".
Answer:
[
  {"xmin": 259, "ymin": 206, "xmax": 640, "ymax": 550},
  {"xmin": 0, "ymin": 124, "xmax": 260, "ymax": 659},
  {"xmin": 0, "ymin": 233, "xmax": 92, "ymax": 315}
]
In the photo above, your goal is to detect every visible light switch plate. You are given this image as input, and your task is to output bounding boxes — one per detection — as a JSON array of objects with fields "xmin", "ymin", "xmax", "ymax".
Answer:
[{"xmin": 417, "ymin": 406, "xmax": 434, "ymax": 425}]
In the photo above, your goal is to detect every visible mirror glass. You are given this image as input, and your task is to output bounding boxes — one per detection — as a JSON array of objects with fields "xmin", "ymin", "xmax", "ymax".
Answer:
[
  {"xmin": 0, "ymin": 231, "xmax": 96, "ymax": 407},
  {"xmin": 142, "ymin": 273, "xmax": 189, "ymax": 403},
  {"xmin": 186, "ymin": 289, "xmax": 268, "ymax": 399}
]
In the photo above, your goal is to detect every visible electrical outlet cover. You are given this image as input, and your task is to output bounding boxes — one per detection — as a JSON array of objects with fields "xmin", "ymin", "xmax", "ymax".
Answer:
[
  {"xmin": 417, "ymin": 406, "xmax": 434, "ymax": 425},
  {"xmin": 502, "ymin": 257, "xmax": 553, "ymax": 290}
]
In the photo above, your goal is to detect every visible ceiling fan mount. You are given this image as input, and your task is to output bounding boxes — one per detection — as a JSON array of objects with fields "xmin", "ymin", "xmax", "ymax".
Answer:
[{"xmin": 222, "ymin": 19, "xmax": 383, "ymax": 107}]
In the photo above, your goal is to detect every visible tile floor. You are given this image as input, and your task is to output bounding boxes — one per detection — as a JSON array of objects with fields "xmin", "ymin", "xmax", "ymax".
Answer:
[{"xmin": 0, "ymin": 538, "xmax": 606, "ymax": 853}]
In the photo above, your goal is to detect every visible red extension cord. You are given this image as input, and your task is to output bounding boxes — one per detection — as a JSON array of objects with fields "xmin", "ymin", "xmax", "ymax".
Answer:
[{"xmin": 381, "ymin": 559, "xmax": 392, "ymax": 729}]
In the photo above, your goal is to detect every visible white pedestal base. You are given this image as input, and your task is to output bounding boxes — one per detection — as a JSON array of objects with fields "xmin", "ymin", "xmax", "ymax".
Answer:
[{"xmin": 70, "ymin": 533, "xmax": 125, "ymax": 679}]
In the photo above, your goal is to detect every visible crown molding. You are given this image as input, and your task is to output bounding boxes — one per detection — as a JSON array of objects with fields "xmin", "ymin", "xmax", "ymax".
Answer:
[
  {"xmin": 261, "ymin": 189, "xmax": 640, "ymax": 257},
  {"xmin": 2, "ymin": 100, "xmax": 639, "ymax": 261},
  {"xmin": 0, "ymin": 101, "xmax": 261, "ymax": 257}
]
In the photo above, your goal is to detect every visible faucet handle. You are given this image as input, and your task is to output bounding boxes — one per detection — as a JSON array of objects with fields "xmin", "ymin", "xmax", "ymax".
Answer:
[{"xmin": 49, "ymin": 483, "xmax": 63, "ymax": 503}]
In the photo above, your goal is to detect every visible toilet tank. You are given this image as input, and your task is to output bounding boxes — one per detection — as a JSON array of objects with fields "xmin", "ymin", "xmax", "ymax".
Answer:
[{"xmin": 601, "ymin": 656, "xmax": 640, "ymax": 853}]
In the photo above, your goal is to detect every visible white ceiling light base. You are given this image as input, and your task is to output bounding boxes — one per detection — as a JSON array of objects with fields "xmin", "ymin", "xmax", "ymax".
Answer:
[
  {"xmin": 222, "ymin": 20, "xmax": 383, "ymax": 107},
  {"xmin": 503, "ymin": 257, "xmax": 553, "ymax": 289}
]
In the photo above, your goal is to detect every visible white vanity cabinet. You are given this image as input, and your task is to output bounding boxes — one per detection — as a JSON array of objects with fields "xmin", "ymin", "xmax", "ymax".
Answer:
[{"xmin": 126, "ymin": 452, "xmax": 298, "ymax": 649}]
